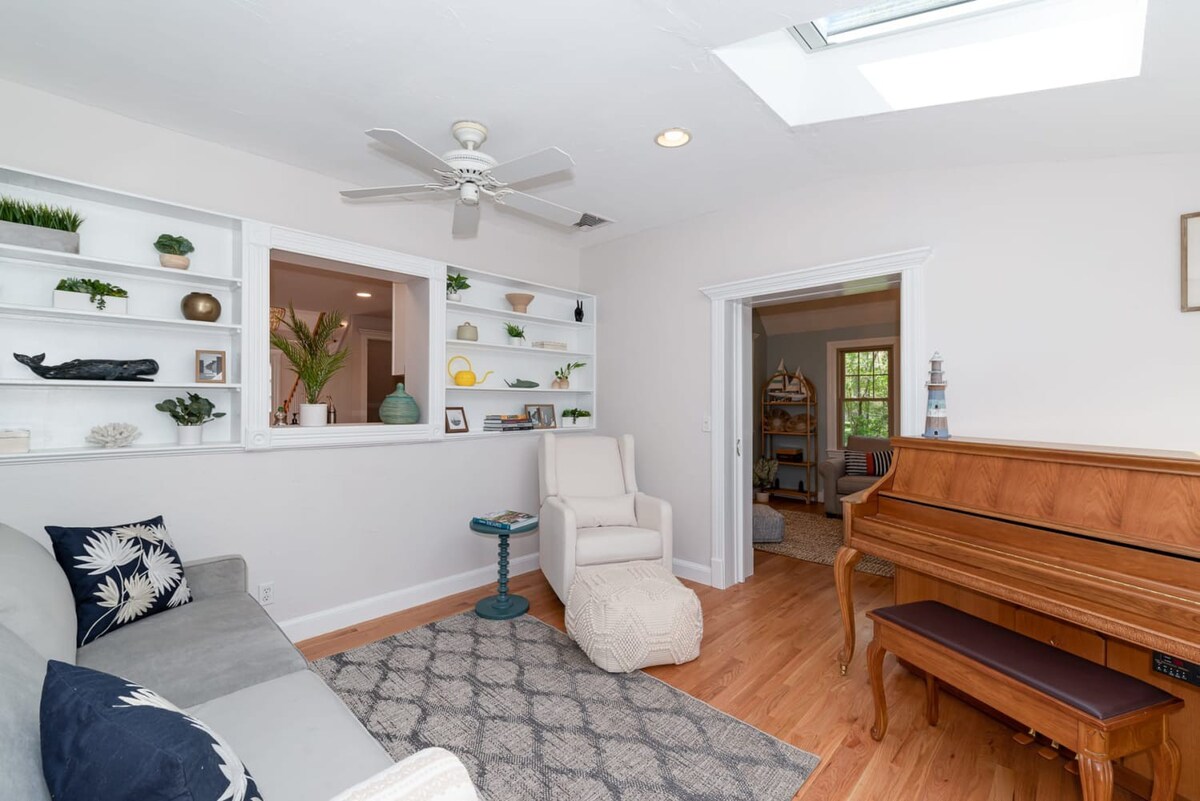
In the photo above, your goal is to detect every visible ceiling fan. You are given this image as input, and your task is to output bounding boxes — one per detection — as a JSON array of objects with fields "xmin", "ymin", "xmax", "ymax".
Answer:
[{"xmin": 340, "ymin": 121, "xmax": 611, "ymax": 238}]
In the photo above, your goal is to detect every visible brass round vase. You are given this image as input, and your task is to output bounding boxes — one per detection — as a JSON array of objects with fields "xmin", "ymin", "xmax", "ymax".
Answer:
[{"xmin": 181, "ymin": 292, "xmax": 222, "ymax": 322}]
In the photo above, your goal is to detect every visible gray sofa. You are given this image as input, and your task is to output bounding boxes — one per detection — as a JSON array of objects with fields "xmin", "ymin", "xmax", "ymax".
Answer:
[
  {"xmin": 1, "ymin": 522, "xmax": 394, "ymax": 801},
  {"xmin": 818, "ymin": 435, "xmax": 891, "ymax": 516}
]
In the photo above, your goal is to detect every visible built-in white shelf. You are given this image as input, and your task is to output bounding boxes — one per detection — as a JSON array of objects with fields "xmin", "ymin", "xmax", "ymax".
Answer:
[
  {"xmin": 445, "ymin": 424, "xmax": 595, "ymax": 441},
  {"xmin": 0, "ymin": 242, "xmax": 240, "ymax": 289},
  {"xmin": 0, "ymin": 302, "xmax": 241, "ymax": 333},
  {"xmin": 0, "ymin": 441, "xmax": 242, "ymax": 465},
  {"xmin": 0, "ymin": 379, "xmax": 241, "ymax": 390},
  {"xmin": 444, "ymin": 339, "xmax": 591, "ymax": 359},
  {"xmin": 446, "ymin": 300, "xmax": 591, "ymax": 329},
  {"xmin": 445, "ymin": 385, "xmax": 593, "ymax": 393}
]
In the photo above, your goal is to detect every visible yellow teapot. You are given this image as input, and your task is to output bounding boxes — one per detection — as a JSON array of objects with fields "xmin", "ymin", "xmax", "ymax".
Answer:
[{"xmin": 447, "ymin": 355, "xmax": 493, "ymax": 386}]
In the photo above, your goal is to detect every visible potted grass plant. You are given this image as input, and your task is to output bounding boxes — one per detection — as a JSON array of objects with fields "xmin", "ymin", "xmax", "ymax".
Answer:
[
  {"xmin": 155, "ymin": 393, "xmax": 226, "ymax": 445},
  {"xmin": 504, "ymin": 322, "xmax": 526, "ymax": 347},
  {"xmin": 53, "ymin": 277, "xmax": 129, "ymax": 314},
  {"xmin": 270, "ymin": 304, "xmax": 350, "ymax": 427},
  {"xmin": 0, "ymin": 195, "xmax": 84, "ymax": 253},
  {"xmin": 154, "ymin": 234, "xmax": 195, "ymax": 270}
]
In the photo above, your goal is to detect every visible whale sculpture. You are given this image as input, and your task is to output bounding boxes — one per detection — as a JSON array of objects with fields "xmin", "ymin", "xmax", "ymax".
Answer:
[{"xmin": 13, "ymin": 353, "xmax": 159, "ymax": 381}]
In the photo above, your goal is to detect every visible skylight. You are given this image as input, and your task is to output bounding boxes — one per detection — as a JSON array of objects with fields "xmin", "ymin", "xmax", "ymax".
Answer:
[{"xmin": 714, "ymin": 0, "xmax": 1148, "ymax": 127}]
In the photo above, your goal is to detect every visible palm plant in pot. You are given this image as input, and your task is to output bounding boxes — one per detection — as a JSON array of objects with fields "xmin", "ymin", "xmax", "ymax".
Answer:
[
  {"xmin": 270, "ymin": 305, "xmax": 350, "ymax": 427},
  {"xmin": 753, "ymin": 457, "xmax": 778, "ymax": 503},
  {"xmin": 155, "ymin": 393, "xmax": 226, "ymax": 445}
]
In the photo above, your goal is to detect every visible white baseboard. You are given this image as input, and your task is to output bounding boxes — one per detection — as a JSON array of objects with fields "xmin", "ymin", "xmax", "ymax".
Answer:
[
  {"xmin": 673, "ymin": 558, "xmax": 712, "ymax": 585},
  {"xmin": 278, "ymin": 553, "xmax": 540, "ymax": 642}
]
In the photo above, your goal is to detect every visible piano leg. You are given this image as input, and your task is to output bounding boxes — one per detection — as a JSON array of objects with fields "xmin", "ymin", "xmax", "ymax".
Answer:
[
  {"xmin": 835, "ymin": 545, "xmax": 862, "ymax": 674},
  {"xmin": 1149, "ymin": 739, "xmax": 1181, "ymax": 801},
  {"xmin": 1077, "ymin": 755, "xmax": 1114, "ymax": 801}
]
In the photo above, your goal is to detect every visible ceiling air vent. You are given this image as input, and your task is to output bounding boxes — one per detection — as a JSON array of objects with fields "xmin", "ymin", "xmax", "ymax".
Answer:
[{"xmin": 574, "ymin": 213, "xmax": 612, "ymax": 230}]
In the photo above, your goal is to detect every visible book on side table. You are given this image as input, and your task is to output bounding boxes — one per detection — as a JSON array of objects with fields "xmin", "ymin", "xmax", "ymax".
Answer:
[{"xmin": 472, "ymin": 510, "xmax": 538, "ymax": 531}]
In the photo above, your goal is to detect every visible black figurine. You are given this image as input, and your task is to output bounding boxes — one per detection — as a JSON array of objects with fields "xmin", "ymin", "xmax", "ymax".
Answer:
[
  {"xmin": 574, "ymin": 300, "xmax": 584, "ymax": 323},
  {"xmin": 13, "ymin": 353, "xmax": 159, "ymax": 381}
]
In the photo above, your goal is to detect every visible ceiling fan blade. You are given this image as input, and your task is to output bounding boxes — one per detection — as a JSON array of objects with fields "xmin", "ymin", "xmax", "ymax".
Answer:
[
  {"xmin": 494, "ymin": 190, "xmax": 606, "ymax": 228},
  {"xmin": 340, "ymin": 184, "xmax": 443, "ymax": 199},
  {"xmin": 487, "ymin": 147, "xmax": 575, "ymax": 185},
  {"xmin": 452, "ymin": 201, "xmax": 481, "ymax": 238},
  {"xmin": 365, "ymin": 128, "xmax": 455, "ymax": 176}
]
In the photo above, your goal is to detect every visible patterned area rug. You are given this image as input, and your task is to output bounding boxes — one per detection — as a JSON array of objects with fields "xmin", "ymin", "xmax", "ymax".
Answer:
[
  {"xmin": 313, "ymin": 613, "xmax": 820, "ymax": 801},
  {"xmin": 754, "ymin": 509, "xmax": 895, "ymax": 577}
]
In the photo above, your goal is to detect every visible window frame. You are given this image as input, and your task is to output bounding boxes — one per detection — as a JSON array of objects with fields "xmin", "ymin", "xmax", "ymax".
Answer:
[{"xmin": 825, "ymin": 336, "xmax": 899, "ymax": 452}]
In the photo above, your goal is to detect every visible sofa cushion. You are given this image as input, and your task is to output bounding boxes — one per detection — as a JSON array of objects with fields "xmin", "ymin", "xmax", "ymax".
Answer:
[
  {"xmin": 40, "ymin": 660, "xmax": 262, "ymax": 801},
  {"xmin": 575, "ymin": 526, "xmax": 663, "ymax": 566},
  {"xmin": 77, "ymin": 592, "xmax": 306, "ymax": 707},
  {"xmin": 563, "ymin": 494, "xmax": 637, "ymax": 528},
  {"xmin": 188, "ymin": 670, "xmax": 392, "ymax": 801},
  {"xmin": 45, "ymin": 516, "xmax": 192, "ymax": 647},
  {"xmin": 0, "ymin": 624, "xmax": 51, "ymax": 801},
  {"xmin": 843, "ymin": 449, "xmax": 893, "ymax": 477},
  {"xmin": 0, "ymin": 523, "xmax": 76, "ymax": 663},
  {"xmin": 836, "ymin": 475, "xmax": 878, "ymax": 496},
  {"xmin": 552, "ymin": 436, "xmax": 629, "ymax": 498}
]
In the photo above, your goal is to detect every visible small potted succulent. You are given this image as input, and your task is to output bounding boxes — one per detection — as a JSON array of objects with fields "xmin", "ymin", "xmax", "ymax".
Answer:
[
  {"xmin": 753, "ymin": 458, "xmax": 778, "ymax": 503},
  {"xmin": 561, "ymin": 408, "xmax": 592, "ymax": 426},
  {"xmin": 154, "ymin": 234, "xmax": 195, "ymax": 270},
  {"xmin": 53, "ymin": 277, "xmax": 129, "ymax": 313},
  {"xmin": 552, "ymin": 361, "xmax": 586, "ymax": 390},
  {"xmin": 0, "ymin": 195, "xmax": 84, "ymax": 253},
  {"xmin": 155, "ymin": 393, "xmax": 226, "ymax": 445},
  {"xmin": 504, "ymin": 322, "xmax": 526, "ymax": 347},
  {"xmin": 269, "ymin": 304, "xmax": 350, "ymax": 427},
  {"xmin": 446, "ymin": 272, "xmax": 470, "ymax": 302}
]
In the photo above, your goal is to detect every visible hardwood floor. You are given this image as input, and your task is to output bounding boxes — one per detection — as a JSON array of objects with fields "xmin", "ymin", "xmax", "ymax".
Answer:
[{"xmin": 298, "ymin": 551, "xmax": 1140, "ymax": 801}]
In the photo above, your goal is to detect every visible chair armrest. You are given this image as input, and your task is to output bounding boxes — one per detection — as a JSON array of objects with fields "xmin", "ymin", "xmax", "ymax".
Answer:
[
  {"xmin": 539, "ymin": 497, "xmax": 578, "ymax": 603},
  {"xmin": 182, "ymin": 555, "xmax": 247, "ymax": 600},
  {"xmin": 328, "ymin": 747, "xmax": 478, "ymax": 801},
  {"xmin": 635, "ymin": 493, "xmax": 673, "ymax": 572},
  {"xmin": 819, "ymin": 453, "xmax": 848, "ymax": 484}
]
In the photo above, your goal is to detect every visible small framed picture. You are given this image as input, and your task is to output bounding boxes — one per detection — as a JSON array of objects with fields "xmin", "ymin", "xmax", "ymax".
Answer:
[
  {"xmin": 445, "ymin": 406, "xmax": 469, "ymax": 434},
  {"xmin": 525, "ymin": 404, "xmax": 556, "ymax": 429},
  {"xmin": 1183, "ymin": 212, "xmax": 1200, "ymax": 311},
  {"xmin": 195, "ymin": 350, "xmax": 227, "ymax": 384}
]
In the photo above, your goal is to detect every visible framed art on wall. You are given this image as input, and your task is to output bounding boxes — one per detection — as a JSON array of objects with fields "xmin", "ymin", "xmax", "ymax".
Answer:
[
  {"xmin": 1182, "ymin": 212, "xmax": 1200, "ymax": 311},
  {"xmin": 195, "ymin": 350, "xmax": 227, "ymax": 384},
  {"xmin": 445, "ymin": 406, "xmax": 469, "ymax": 434}
]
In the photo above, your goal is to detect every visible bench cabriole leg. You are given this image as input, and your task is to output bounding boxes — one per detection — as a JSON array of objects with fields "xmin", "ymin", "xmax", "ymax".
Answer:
[
  {"xmin": 835, "ymin": 545, "xmax": 862, "ymax": 675},
  {"xmin": 1149, "ymin": 738, "xmax": 1181, "ymax": 801},
  {"xmin": 1077, "ymin": 755, "xmax": 1114, "ymax": 801},
  {"xmin": 924, "ymin": 673, "xmax": 939, "ymax": 726},
  {"xmin": 867, "ymin": 636, "xmax": 888, "ymax": 741}
]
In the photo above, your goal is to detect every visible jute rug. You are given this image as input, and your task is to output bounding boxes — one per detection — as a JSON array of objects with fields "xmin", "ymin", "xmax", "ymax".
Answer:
[
  {"xmin": 754, "ymin": 509, "xmax": 895, "ymax": 577},
  {"xmin": 313, "ymin": 612, "xmax": 819, "ymax": 801}
]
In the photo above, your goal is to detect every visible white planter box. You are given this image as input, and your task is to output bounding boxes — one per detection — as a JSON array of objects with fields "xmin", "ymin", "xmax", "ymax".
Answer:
[
  {"xmin": 52, "ymin": 290, "xmax": 128, "ymax": 315},
  {"xmin": 0, "ymin": 220, "xmax": 79, "ymax": 253}
]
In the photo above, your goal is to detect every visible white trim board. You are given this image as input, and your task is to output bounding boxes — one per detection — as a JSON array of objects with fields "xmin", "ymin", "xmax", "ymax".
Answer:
[
  {"xmin": 825, "ymin": 336, "xmax": 900, "ymax": 451},
  {"xmin": 701, "ymin": 248, "xmax": 930, "ymax": 590}
]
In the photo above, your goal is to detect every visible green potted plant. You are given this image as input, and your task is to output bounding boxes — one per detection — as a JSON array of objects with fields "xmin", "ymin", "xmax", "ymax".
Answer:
[
  {"xmin": 552, "ymin": 361, "xmax": 586, "ymax": 390},
  {"xmin": 561, "ymin": 408, "xmax": 592, "ymax": 426},
  {"xmin": 753, "ymin": 457, "xmax": 778, "ymax": 503},
  {"xmin": 53, "ymin": 277, "xmax": 129, "ymax": 313},
  {"xmin": 446, "ymin": 272, "xmax": 470, "ymax": 302},
  {"xmin": 269, "ymin": 304, "xmax": 350, "ymax": 427},
  {"xmin": 155, "ymin": 393, "xmax": 226, "ymax": 445},
  {"xmin": 0, "ymin": 195, "xmax": 84, "ymax": 253},
  {"xmin": 504, "ymin": 322, "xmax": 526, "ymax": 347},
  {"xmin": 154, "ymin": 234, "xmax": 195, "ymax": 270}
]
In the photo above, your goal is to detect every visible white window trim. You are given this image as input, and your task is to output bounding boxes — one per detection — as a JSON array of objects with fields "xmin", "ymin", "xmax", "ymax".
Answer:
[
  {"xmin": 825, "ymin": 336, "xmax": 899, "ymax": 455},
  {"xmin": 243, "ymin": 223, "xmax": 445, "ymax": 451}
]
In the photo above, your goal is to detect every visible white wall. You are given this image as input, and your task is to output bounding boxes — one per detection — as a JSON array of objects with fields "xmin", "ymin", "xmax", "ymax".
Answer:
[
  {"xmin": 581, "ymin": 152, "xmax": 1200, "ymax": 569},
  {"xmin": 0, "ymin": 79, "xmax": 580, "ymax": 639}
]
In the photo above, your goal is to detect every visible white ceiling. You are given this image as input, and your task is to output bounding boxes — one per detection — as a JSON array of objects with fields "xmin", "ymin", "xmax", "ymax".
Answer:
[{"xmin": 2, "ymin": 1, "xmax": 1198, "ymax": 247}]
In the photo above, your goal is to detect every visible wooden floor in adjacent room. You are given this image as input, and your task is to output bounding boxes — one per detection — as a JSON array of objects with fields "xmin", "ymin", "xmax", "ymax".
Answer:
[{"xmin": 299, "ymin": 550, "xmax": 1138, "ymax": 801}]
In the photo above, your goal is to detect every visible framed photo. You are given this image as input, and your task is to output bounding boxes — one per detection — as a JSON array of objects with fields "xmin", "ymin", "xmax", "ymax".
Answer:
[
  {"xmin": 444, "ymin": 406, "xmax": 469, "ymax": 433},
  {"xmin": 1183, "ymin": 212, "xmax": 1200, "ymax": 311},
  {"xmin": 525, "ymin": 404, "xmax": 556, "ymax": 430},
  {"xmin": 195, "ymin": 349, "xmax": 227, "ymax": 384}
]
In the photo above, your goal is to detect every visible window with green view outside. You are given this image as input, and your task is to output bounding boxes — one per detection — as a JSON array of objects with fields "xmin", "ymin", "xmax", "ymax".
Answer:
[{"xmin": 838, "ymin": 347, "xmax": 894, "ymax": 447}]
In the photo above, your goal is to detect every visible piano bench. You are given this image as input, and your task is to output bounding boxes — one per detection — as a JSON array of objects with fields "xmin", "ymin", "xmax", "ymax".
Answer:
[{"xmin": 866, "ymin": 601, "xmax": 1183, "ymax": 801}]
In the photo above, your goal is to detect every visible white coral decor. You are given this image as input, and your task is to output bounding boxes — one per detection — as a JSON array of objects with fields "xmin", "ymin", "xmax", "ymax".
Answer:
[{"xmin": 86, "ymin": 422, "xmax": 141, "ymax": 448}]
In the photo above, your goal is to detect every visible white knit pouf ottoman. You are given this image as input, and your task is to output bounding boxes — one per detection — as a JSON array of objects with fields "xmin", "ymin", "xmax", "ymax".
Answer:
[{"xmin": 565, "ymin": 562, "xmax": 703, "ymax": 673}]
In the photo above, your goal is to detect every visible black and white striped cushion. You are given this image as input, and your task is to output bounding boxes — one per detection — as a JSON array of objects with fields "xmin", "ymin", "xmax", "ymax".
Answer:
[{"xmin": 844, "ymin": 449, "xmax": 893, "ymax": 477}]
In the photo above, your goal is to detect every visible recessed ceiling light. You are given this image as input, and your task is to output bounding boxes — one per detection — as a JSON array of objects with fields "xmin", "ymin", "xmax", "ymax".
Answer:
[
  {"xmin": 356, "ymin": 292, "xmax": 373, "ymax": 298},
  {"xmin": 655, "ymin": 128, "xmax": 691, "ymax": 148}
]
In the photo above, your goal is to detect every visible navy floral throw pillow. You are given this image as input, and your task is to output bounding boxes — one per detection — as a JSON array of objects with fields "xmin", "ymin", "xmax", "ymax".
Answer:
[
  {"xmin": 45, "ymin": 516, "xmax": 192, "ymax": 647},
  {"xmin": 41, "ymin": 660, "xmax": 263, "ymax": 801}
]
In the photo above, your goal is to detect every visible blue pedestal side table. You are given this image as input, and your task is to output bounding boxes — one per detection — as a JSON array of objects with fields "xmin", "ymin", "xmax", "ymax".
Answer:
[{"xmin": 471, "ymin": 519, "xmax": 538, "ymax": 620}]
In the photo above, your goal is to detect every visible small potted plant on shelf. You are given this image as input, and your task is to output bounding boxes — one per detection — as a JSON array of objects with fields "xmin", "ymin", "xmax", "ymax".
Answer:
[
  {"xmin": 53, "ymin": 277, "xmax": 129, "ymax": 313},
  {"xmin": 0, "ymin": 195, "xmax": 84, "ymax": 253},
  {"xmin": 552, "ymin": 361, "xmax": 586, "ymax": 389},
  {"xmin": 504, "ymin": 322, "xmax": 526, "ymax": 347},
  {"xmin": 270, "ymin": 304, "xmax": 350, "ymax": 427},
  {"xmin": 753, "ymin": 458, "xmax": 778, "ymax": 503},
  {"xmin": 446, "ymin": 272, "xmax": 470, "ymax": 302},
  {"xmin": 561, "ymin": 408, "xmax": 592, "ymax": 426},
  {"xmin": 155, "ymin": 393, "xmax": 226, "ymax": 446},
  {"xmin": 154, "ymin": 234, "xmax": 195, "ymax": 270}
]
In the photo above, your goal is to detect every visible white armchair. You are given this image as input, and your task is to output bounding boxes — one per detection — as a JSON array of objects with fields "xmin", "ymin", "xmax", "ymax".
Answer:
[{"xmin": 538, "ymin": 433, "xmax": 673, "ymax": 603}]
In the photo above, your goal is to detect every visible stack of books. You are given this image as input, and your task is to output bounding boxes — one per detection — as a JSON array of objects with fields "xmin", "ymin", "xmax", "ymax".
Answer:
[
  {"xmin": 472, "ymin": 510, "xmax": 538, "ymax": 531},
  {"xmin": 532, "ymin": 341, "xmax": 568, "ymax": 351},
  {"xmin": 483, "ymin": 414, "xmax": 535, "ymax": 432}
]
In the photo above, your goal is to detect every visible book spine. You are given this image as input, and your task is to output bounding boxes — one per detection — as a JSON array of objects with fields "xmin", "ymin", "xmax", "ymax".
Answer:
[{"xmin": 472, "ymin": 518, "xmax": 511, "ymax": 530}]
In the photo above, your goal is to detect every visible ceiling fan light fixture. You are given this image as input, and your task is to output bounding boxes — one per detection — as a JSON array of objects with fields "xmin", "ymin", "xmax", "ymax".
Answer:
[{"xmin": 655, "ymin": 127, "xmax": 691, "ymax": 148}]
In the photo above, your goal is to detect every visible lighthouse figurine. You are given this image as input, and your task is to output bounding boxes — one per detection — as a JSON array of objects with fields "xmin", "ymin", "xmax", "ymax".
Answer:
[{"xmin": 923, "ymin": 352, "xmax": 950, "ymax": 439}]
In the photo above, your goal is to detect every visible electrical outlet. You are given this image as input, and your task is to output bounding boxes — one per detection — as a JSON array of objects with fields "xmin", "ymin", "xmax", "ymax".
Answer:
[
  {"xmin": 257, "ymin": 582, "xmax": 275, "ymax": 606},
  {"xmin": 702, "ymin": 416, "xmax": 712, "ymax": 433}
]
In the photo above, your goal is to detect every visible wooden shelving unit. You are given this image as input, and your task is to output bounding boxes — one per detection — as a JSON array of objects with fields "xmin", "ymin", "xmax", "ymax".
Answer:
[{"xmin": 761, "ymin": 370, "xmax": 817, "ymax": 502}]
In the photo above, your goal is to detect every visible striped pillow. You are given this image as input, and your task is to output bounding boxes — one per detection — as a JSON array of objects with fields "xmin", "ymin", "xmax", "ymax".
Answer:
[
  {"xmin": 844, "ymin": 449, "xmax": 893, "ymax": 477},
  {"xmin": 330, "ymin": 748, "xmax": 478, "ymax": 801}
]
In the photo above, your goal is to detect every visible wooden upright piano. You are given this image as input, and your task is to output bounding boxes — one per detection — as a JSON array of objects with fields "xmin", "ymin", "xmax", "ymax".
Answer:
[{"xmin": 836, "ymin": 437, "xmax": 1200, "ymax": 799}]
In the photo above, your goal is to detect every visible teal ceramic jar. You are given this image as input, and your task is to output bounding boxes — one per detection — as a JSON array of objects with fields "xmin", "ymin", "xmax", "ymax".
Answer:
[{"xmin": 379, "ymin": 383, "xmax": 419, "ymax": 424}]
